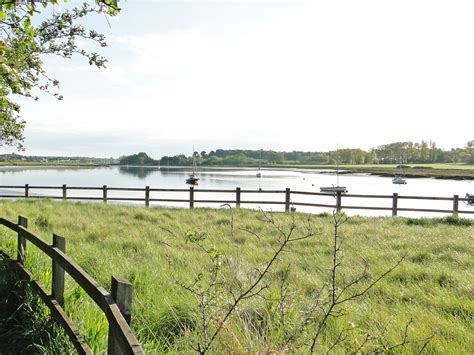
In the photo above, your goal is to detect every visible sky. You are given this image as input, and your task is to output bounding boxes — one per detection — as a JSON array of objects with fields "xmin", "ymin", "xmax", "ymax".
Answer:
[{"xmin": 7, "ymin": 0, "xmax": 474, "ymax": 158}]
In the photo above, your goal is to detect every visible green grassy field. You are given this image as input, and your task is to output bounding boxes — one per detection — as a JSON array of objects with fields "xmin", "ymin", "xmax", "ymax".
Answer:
[{"xmin": 0, "ymin": 200, "xmax": 472, "ymax": 353}]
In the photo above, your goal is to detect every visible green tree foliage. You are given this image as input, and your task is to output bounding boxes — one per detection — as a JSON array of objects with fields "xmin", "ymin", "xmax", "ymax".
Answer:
[
  {"xmin": 119, "ymin": 152, "xmax": 158, "ymax": 166},
  {"xmin": 158, "ymin": 141, "xmax": 474, "ymax": 167},
  {"xmin": 0, "ymin": 0, "xmax": 119, "ymax": 150}
]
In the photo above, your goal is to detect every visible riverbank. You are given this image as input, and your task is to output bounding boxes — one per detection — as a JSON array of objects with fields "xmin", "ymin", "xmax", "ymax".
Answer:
[
  {"xmin": 0, "ymin": 200, "xmax": 472, "ymax": 353},
  {"xmin": 0, "ymin": 161, "xmax": 110, "ymax": 167}
]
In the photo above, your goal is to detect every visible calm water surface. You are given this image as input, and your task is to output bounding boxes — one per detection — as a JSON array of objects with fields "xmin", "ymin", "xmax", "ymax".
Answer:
[{"xmin": 1, "ymin": 166, "xmax": 473, "ymax": 218}]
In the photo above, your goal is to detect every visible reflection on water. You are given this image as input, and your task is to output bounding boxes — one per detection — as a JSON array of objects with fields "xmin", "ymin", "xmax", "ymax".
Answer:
[
  {"xmin": 0, "ymin": 165, "xmax": 98, "ymax": 174},
  {"xmin": 119, "ymin": 166, "xmax": 160, "ymax": 179}
]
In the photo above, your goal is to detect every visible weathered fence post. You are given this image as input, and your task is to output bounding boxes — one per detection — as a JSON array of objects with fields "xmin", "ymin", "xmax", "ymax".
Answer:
[
  {"xmin": 103, "ymin": 185, "xmax": 108, "ymax": 204},
  {"xmin": 62, "ymin": 184, "xmax": 67, "ymax": 200},
  {"xmin": 17, "ymin": 216, "xmax": 27, "ymax": 264},
  {"xmin": 108, "ymin": 276, "xmax": 132, "ymax": 354},
  {"xmin": 52, "ymin": 234, "xmax": 66, "ymax": 307},
  {"xmin": 453, "ymin": 194, "xmax": 459, "ymax": 216},
  {"xmin": 145, "ymin": 186, "xmax": 150, "ymax": 208},
  {"xmin": 236, "ymin": 187, "xmax": 241, "ymax": 208},
  {"xmin": 24, "ymin": 184, "xmax": 29, "ymax": 198},
  {"xmin": 285, "ymin": 188, "xmax": 290, "ymax": 212},
  {"xmin": 189, "ymin": 186, "xmax": 194, "ymax": 209},
  {"xmin": 336, "ymin": 191, "xmax": 342, "ymax": 213},
  {"xmin": 392, "ymin": 193, "xmax": 398, "ymax": 216}
]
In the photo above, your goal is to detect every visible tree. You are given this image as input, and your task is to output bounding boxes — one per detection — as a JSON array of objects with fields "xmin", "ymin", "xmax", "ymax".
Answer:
[
  {"xmin": 0, "ymin": 0, "xmax": 119, "ymax": 150},
  {"xmin": 119, "ymin": 152, "xmax": 158, "ymax": 165}
]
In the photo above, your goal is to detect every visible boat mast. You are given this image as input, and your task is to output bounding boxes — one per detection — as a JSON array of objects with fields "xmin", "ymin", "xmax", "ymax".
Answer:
[
  {"xmin": 192, "ymin": 146, "xmax": 197, "ymax": 175},
  {"xmin": 336, "ymin": 143, "xmax": 340, "ymax": 186}
]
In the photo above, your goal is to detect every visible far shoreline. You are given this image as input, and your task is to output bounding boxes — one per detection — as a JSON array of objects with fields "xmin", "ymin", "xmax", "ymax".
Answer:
[{"xmin": 1, "ymin": 162, "xmax": 473, "ymax": 180}]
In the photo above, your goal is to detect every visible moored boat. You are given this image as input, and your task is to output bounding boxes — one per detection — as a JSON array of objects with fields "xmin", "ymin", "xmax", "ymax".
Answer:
[
  {"xmin": 320, "ymin": 186, "xmax": 348, "ymax": 193},
  {"xmin": 392, "ymin": 174, "xmax": 407, "ymax": 184},
  {"xmin": 320, "ymin": 147, "xmax": 347, "ymax": 193},
  {"xmin": 185, "ymin": 149, "xmax": 199, "ymax": 185},
  {"xmin": 393, "ymin": 154, "xmax": 407, "ymax": 185},
  {"xmin": 465, "ymin": 193, "xmax": 474, "ymax": 205},
  {"xmin": 186, "ymin": 173, "xmax": 199, "ymax": 185}
]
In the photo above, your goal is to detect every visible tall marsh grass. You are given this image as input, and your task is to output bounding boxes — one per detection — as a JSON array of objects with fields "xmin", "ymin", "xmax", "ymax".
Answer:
[{"xmin": 0, "ymin": 200, "xmax": 472, "ymax": 353}]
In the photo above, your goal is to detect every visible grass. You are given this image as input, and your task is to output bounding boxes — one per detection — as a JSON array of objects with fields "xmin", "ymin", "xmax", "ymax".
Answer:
[
  {"xmin": 0, "ymin": 200, "xmax": 472, "ymax": 353},
  {"xmin": 0, "ymin": 257, "xmax": 75, "ymax": 354}
]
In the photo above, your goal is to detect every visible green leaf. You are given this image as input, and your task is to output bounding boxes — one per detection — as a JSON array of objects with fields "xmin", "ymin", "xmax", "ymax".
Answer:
[{"xmin": 23, "ymin": 17, "xmax": 32, "ymax": 32}]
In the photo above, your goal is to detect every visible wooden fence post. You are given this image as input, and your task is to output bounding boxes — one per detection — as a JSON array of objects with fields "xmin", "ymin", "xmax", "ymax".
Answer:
[
  {"xmin": 453, "ymin": 194, "xmax": 459, "ymax": 216},
  {"xmin": 285, "ymin": 188, "xmax": 290, "ymax": 212},
  {"xmin": 392, "ymin": 193, "xmax": 398, "ymax": 216},
  {"xmin": 52, "ymin": 234, "xmax": 66, "ymax": 307},
  {"xmin": 145, "ymin": 186, "xmax": 150, "ymax": 208},
  {"xmin": 62, "ymin": 184, "xmax": 67, "ymax": 200},
  {"xmin": 236, "ymin": 187, "xmax": 241, "ymax": 208},
  {"xmin": 25, "ymin": 184, "xmax": 29, "ymax": 198},
  {"xmin": 336, "ymin": 191, "xmax": 342, "ymax": 213},
  {"xmin": 17, "ymin": 216, "xmax": 27, "ymax": 264},
  {"xmin": 103, "ymin": 185, "xmax": 108, "ymax": 204},
  {"xmin": 108, "ymin": 276, "xmax": 132, "ymax": 354},
  {"xmin": 190, "ymin": 186, "xmax": 194, "ymax": 209}
]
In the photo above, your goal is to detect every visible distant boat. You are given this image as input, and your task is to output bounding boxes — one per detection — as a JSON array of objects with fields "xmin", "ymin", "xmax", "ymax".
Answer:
[
  {"xmin": 186, "ymin": 173, "xmax": 199, "ymax": 185},
  {"xmin": 185, "ymin": 150, "xmax": 199, "ymax": 185},
  {"xmin": 392, "ymin": 155, "xmax": 407, "ymax": 185},
  {"xmin": 256, "ymin": 150, "xmax": 263, "ymax": 178},
  {"xmin": 466, "ymin": 193, "xmax": 474, "ymax": 205},
  {"xmin": 320, "ymin": 186, "xmax": 348, "ymax": 193},
  {"xmin": 320, "ymin": 147, "xmax": 347, "ymax": 193},
  {"xmin": 392, "ymin": 175, "xmax": 407, "ymax": 185}
]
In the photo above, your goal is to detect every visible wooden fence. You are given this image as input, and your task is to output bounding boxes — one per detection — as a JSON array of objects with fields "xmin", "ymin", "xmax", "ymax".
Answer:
[
  {"xmin": 0, "ymin": 216, "xmax": 144, "ymax": 354},
  {"xmin": 0, "ymin": 184, "xmax": 473, "ymax": 216}
]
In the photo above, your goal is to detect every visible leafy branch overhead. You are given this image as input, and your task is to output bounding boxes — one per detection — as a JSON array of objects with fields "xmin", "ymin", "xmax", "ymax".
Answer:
[{"xmin": 0, "ymin": 0, "xmax": 119, "ymax": 150}]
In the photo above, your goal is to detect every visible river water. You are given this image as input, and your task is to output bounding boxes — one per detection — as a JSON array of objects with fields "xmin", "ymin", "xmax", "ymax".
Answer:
[{"xmin": 0, "ymin": 166, "xmax": 473, "ymax": 218}]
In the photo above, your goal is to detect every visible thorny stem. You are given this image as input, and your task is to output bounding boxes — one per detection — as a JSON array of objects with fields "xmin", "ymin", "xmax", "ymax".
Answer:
[
  {"xmin": 193, "ymin": 210, "xmax": 313, "ymax": 354},
  {"xmin": 309, "ymin": 211, "xmax": 403, "ymax": 353}
]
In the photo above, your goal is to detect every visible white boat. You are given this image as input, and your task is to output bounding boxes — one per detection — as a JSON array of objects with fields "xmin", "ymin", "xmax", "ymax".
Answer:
[
  {"xmin": 392, "ymin": 175, "xmax": 407, "ymax": 185},
  {"xmin": 320, "ymin": 185, "xmax": 348, "ymax": 193},
  {"xmin": 392, "ymin": 155, "xmax": 407, "ymax": 185},
  {"xmin": 320, "ymin": 147, "xmax": 347, "ymax": 193}
]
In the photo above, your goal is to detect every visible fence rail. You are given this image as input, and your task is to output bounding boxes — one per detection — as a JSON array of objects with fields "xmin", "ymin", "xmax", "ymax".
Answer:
[
  {"xmin": 0, "ymin": 216, "xmax": 144, "ymax": 354},
  {"xmin": 0, "ymin": 184, "xmax": 473, "ymax": 216}
]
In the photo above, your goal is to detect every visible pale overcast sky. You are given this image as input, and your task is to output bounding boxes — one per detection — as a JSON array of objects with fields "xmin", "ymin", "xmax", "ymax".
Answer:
[{"xmin": 8, "ymin": 0, "xmax": 474, "ymax": 158}]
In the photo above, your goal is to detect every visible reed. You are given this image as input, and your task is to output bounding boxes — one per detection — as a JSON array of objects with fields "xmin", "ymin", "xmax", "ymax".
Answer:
[{"xmin": 0, "ymin": 200, "xmax": 472, "ymax": 353}]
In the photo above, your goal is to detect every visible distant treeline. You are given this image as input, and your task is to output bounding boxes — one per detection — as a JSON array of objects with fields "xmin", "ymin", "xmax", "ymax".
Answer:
[
  {"xmin": 119, "ymin": 152, "xmax": 158, "ymax": 166},
  {"xmin": 0, "ymin": 153, "xmax": 116, "ymax": 164},
  {"xmin": 158, "ymin": 140, "xmax": 474, "ymax": 166}
]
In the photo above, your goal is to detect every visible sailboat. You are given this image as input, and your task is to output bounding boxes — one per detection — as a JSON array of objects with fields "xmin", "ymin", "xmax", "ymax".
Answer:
[
  {"xmin": 256, "ymin": 149, "xmax": 263, "ymax": 178},
  {"xmin": 392, "ymin": 154, "xmax": 407, "ymax": 185},
  {"xmin": 320, "ymin": 148, "xmax": 347, "ymax": 193},
  {"xmin": 185, "ymin": 150, "xmax": 199, "ymax": 185}
]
